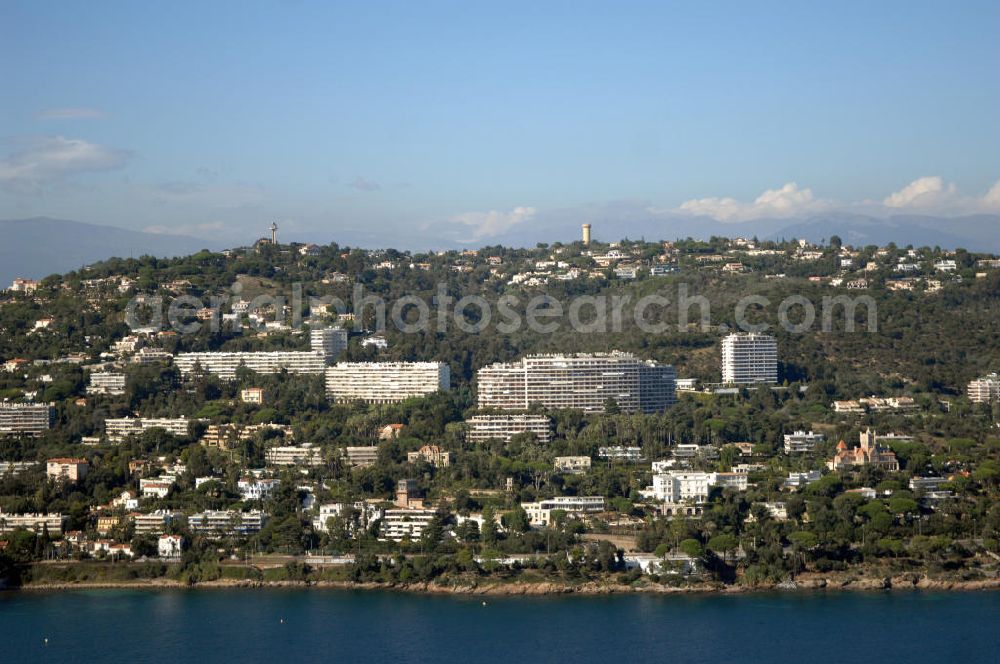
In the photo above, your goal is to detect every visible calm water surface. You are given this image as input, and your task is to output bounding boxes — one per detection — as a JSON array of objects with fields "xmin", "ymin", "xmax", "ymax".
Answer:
[{"xmin": 1, "ymin": 589, "xmax": 999, "ymax": 663}]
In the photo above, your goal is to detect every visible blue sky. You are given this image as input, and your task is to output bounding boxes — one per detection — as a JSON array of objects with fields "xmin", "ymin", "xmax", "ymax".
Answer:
[{"xmin": 2, "ymin": 1, "xmax": 999, "ymax": 246}]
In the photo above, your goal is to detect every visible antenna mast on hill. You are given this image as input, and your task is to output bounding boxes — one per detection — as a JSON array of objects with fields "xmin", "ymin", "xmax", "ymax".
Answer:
[{"xmin": 270, "ymin": 222, "xmax": 278, "ymax": 244}]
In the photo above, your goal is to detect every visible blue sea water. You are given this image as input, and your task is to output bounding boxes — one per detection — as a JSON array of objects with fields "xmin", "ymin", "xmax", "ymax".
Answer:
[{"xmin": 1, "ymin": 589, "xmax": 999, "ymax": 663}]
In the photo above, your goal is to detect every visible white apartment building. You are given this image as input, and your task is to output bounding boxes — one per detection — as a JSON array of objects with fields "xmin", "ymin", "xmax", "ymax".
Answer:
[
  {"xmin": 344, "ymin": 446, "xmax": 380, "ymax": 467},
  {"xmin": 465, "ymin": 414, "xmax": 553, "ymax": 444},
  {"xmin": 310, "ymin": 326, "xmax": 348, "ymax": 359},
  {"xmin": 325, "ymin": 362, "xmax": 450, "ymax": 403},
  {"xmin": 266, "ymin": 444, "xmax": 323, "ymax": 466},
  {"xmin": 646, "ymin": 471, "xmax": 748, "ymax": 504},
  {"xmin": 158, "ymin": 534, "xmax": 184, "ymax": 558},
  {"xmin": 187, "ymin": 510, "xmax": 266, "ymax": 535},
  {"xmin": 237, "ymin": 477, "xmax": 280, "ymax": 500},
  {"xmin": 554, "ymin": 456, "xmax": 592, "ymax": 474},
  {"xmin": 598, "ymin": 446, "xmax": 645, "ymax": 462},
  {"xmin": 784, "ymin": 470, "xmax": 823, "ymax": 489},
  {"xmin": 521, "ymin": 496, "xmax": 605, "ymax": 527},
  {"xmin": 240, "ymin": 387, "xmax": 264, "ymax": 404},
  {"xmin": 0, "ymin": 461, "xmax": 39, "ymax": 476},
  {"xmin": 968, "ymin": 373, "xmax": 1000, "ymax": 403},
  {"xmin": 87, "ymin": 372, "xmax": 126, "ymax": 396},
  {"xmin": 313, "ymin": 502, "xmax": 384, "ymax": 534},
  {"xmin": 783, "ymin": 430, "xmax": 826, "ymax": 454},
  {"xmin": 0, "ymin": 512, "xmax": 64, "ymax": 534},
  {"xmin": 476, "ymin": 352, "xmax": 676, "ymax": 413},
  {"xmin": 140, "ymin": 477, "xmax": 173, "ymax": 498},
  {"xmin": 721, "ymin": 333, "xmax": 778, "ymax": 384},
  {"xmin": 0, "ymin": 402, "xmax": 54, "ymax": 436},
  {"xmin": 105, "ymin": 416, "xmax": 194, "ymax": 442},
  {"xmin": 46, "ymin": 458, "xmax": 89, "ymax": 483},
  {"xmin": 175, "ymin": 351, "xmax": 328, "ymax": 379},
  {"xmin": 379, "ymin": 508, "xmax": 437, "ymax": 541},
  {"xmin": 134, "ymin": 510, "xmax": 181, "ymax": 534}
]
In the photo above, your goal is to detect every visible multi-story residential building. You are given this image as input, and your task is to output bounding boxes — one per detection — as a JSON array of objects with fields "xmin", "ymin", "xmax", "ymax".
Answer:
[
  {"xmin": 199, "ymin": 422, "xmax": 292, "ymax": 450},
  {"xmin": 554, "ymin": 456, "xmax": 592, "ymax": 474},
  {"xmin": 783, "ymin": 430, "xmax": 826, "ymax": 454},
  {"xmin": 8, "ymin": 278, "xmax": 40, "ymax": 293},
  {"xmin": 784, "ymin": 470, "xmax": 823, "ymax": 489},
  {"xmin": 325, "ymin": 362, "xmax": 450, "ymax": 403},
  {"xmin": 827, "ymin": 429, "xmax": 900, "ymax": 472},
  {"xmin": 909, "ymin": 476, "xmax": 946, "ymax": 492},
  {"xmin": 266, "ymin": 444, "xmax": 323, "ymax": 466},
  {"xmin": 465, "ymin": 414, "xmax": 553, "ymax": 444},
  {"xmin": 406, "ymin": 445, "xmax": 452, "ymax": 467},
  {"xmin": 476, "ymin": 352, "xmax": 676, "ymax": 413},
  {"xmin": 140, "ymin": 477, "xmax": 173, "ymax": 498},
  {"xmin": 237, "ymin": 477, "xmax": 280, "ymax": 500},
  {"xmin": 175, "ymin": 351, "xmax": 328, "ymax": 379},
  {"xmin": 134, "ymin": 510, "xmax": 182, "ymax": 534},
  {"xmin": 187, "ymin": 510, "xmax": 267, "ymax": 535},
  {"xmin": 313, "ymin": 502, "xmax": 383, "ymax": 534},
  {"xmin": 86, "ymin": 372, "xmax": 126, "ymax": 396},
  {"xmin": 0, "ymin": 461, "xmax": 39, "ymax": 476},
  {"xmin": 46, "ymin": 458, "xmax": 89, "ymax": 483},
  {"xmin": 721, "ymin": 333, "xmax": 778, "ymax": 384},
  {"xmin": 105, "ymin": 416, "xmax": 194, "ymax": 442},
  {"xmin": 0, "ymin": 402, "xmax": 54, "ymax": 436},
  {"xmin": 644, "ymin": 470, "xmax": 748, "ymax": 504},
  {"xmin": 131, "ymin": 348, "xmax": 173, "ymax": 365},
  {"xmin": 968, "ymin": 373, "xmax": 1000, "ymax": 403},
  {"xmin": 309, "ymin": 326, "xmax": 348, "ymax": 359},
  {"xmin": 598, "ymin": 446, "xmax": 645, "ymax": 462},
  {"xmin": 240, "ymin": 387, "xmax": 264, "ymax": 404},
  {"xmin": 521, "ymin": 496, "xmax": 605, "ymax": 527},
  {"xmin": 380, "ymin": 508, "xmax": 437, "ymax": 541},
  {"xmin": 344, "ymin": 446, "xmax": 380, "ymax": 467},
  {"xmin": 158, "ymin": 534, "xmax": 184, "ymax": 558},
  {"xmin": 0, "ymin": 512, "xmax": 64, "ymax": 534},
  {"xmin": 833, "ymin": 400, "xmax": 864, "ymax": 413}
]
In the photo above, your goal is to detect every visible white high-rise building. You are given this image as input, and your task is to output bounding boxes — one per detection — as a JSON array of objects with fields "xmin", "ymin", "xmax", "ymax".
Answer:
[
  {"xmin": 87, "ymin": 372, "xmax": 126, "ymax": 395},
  {"xmin": 476, "ymin": 352, "xmax": 676, "ymax": 413},
  {"xmin": 967, "ymin": 373, "xmax": 1000, "ymax": 403},
  {"xmin": 310, "ymin": 327, "xmax": 348, "ymax": 359},
  {"xmin": 645, "ymin": 470, "xmax": 748, "ymax": 504},
  {"xmin": 175, "ymin": 351, "xmax": 328, "ymax": 379},
  {"xmin": 325, "ymin": 362, "xmax": 450, "ymax": 403},
  {"xmin": 466, "ymin": 414, "xmax": 553, "ymax": 443},
  {"xmin": 0, "ymin": 402, "xmax": 53, "ymax": 436},
  {"xmin": 105, "ymin": 417, "xmax": 194, "ymax": 442},
  {"xmin": 721, "ymin": 333, "xmax": 778, "ymax": 384}
]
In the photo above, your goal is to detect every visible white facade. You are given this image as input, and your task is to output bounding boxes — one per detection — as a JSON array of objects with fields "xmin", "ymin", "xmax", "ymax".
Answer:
[
  {"xmin": 784, "ymin": 470, "xmax": 823, "ymax": 489},
  {"xmin": 466, "ymin": 414, "xmax": 553, "ymax": 444},
  {"xmin": 554, "ymin": 456, "xmax": 591, "ymax": 474},
  {"xmin": 647, "ymin": 471, "xmax": 748, "ymax": 504},
  {"xmin": 968, "ymin": 374, "xmax": 1000, "ymax": 403},
  {"xmin": 187, "ymin": 510, "xmax": 266, "ymax": 535},
  {"xmin": 783, "ymin": 430, "xmax": 825, "ymax": 454},
  {"xmin": 237, "ymin": 477, "xmax": 280, "ymax": 500},
  {"xmin": 0, "ymin": 402, "xmax": 53, "ymax": 436},
  {"xmin": 134, "ymin": 510, "xmax": 181, "ymax": 534},
  {"xmin": 380, "ymin": 508, "xmax": 437, "ymax": 541},
  {"xmin": 158, "ymin": 534, "xmax": 183, "ymax": 558},
  {"xmin": 0, "ymin": 512, "xmax": 64, "ymax": 534},
  {"xmin": 313, "ymin": 502, "xmax": 383, "ymax": 534},
  {"xmin": 522, "ymin": 496, "xmax": 605, "ymax": 526},
  {"xmin": 721, "ymin": 333, "xmax": 778, "ymax": 384},
  {"xmin": 477, "ymin": 352, "xmax": 676, "ymax": 413},
  {"xmin": 310, "ymin": 327, "xmax": 348, "ymax": 359},
  {"xmin": 175, "ymin": 351, "xmax": 328, "ymax": 379},
  {"xmin": 105, "ymin": 416, "xmax": 193, "ymax": 442},
  {"xmin": 325, "ymin": 362, "xmax": 450, "ymax": 403},
  {"xmin": 87, "ymin": 372, "xmax": 126, "ymax": 395},
  {"xmin": 265, "ymin": 445, "xmax": 323, "ymax": 466}
]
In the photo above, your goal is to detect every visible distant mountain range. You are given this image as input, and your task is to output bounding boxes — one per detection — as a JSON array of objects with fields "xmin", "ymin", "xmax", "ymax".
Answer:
[
  {"xmin": 2, "ymin": 213, "xmax": 998, "ymax": 286},
  {"xmin": 0, "ymin": 217, "xmax": 217, "ymax": 286}
]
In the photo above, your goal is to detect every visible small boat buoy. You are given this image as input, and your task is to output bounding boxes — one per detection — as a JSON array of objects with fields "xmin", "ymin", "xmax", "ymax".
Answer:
[
  {"xmin": 482, "ymin": 601, "xmax": 487, "ymax": 606},
  {"xmin": 44, "ymin": 638, "xmax": 49, "ymax": 645},
  {"xmin": 280, "ymin": 618, "xmax": 284, "ymax": 624}
]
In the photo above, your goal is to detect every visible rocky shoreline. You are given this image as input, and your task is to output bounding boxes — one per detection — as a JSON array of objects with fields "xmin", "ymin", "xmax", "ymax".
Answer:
[{"xmin": 14, "ymin": 573, "xmax": 1000, "ymax": 595}]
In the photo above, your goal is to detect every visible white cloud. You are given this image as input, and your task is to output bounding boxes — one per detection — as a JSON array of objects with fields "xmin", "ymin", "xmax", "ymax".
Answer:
[
  {"xmin": 883, "ymin": 176, "xmax": 958, "ymax": 209},
  {"xmin": 678, "ymin": 182, "xmax": 824, "ymax": 221},
  {"xmin": 981, "ymin": 179, "xmax": 1000, "ymax": 210},
  {"xmin": 0, "ymin": 135, "xmax": 130, "ymax": 193},
  {"xmin": 452, "ymin": 206, "xmax": 537, "ymax": 239},
  {"xmin": 36, "ymin": 107, "xmax": 106, "ymax": 120}
]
